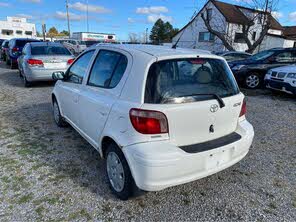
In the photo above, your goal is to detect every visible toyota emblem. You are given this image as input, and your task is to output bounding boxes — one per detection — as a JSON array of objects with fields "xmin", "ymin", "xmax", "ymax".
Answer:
[{"xmin": 210, "ymin": 104, "xmax": 219, "ymax": 113}]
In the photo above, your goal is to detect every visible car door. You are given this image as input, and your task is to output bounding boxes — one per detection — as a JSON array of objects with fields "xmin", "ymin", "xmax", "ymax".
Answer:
[
  {"xmin": 267, "ymin": 51, "xmax": 295, "ymax": 69},
  {"xmin": 58, "ymin": 50, "xmax": 95, "ymax": 126},
  {"xmin": 78, "ymin": 49, "xmax": 129, "ymax": 146}
]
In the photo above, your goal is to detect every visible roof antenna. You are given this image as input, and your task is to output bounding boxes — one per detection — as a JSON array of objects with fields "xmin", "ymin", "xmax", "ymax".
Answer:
[{"xmin": 172, "ymin": 29, "xmax": 185, "ymax": 49}]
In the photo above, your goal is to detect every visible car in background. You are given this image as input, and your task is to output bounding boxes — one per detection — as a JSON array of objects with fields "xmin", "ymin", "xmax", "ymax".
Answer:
[
  {"xmin": 0, "ymin": 40, "xmax": 9, "ymax": 61},
  {"xmin": 0, "ymin": 39, "xmax": 4, "ymax": 47},
  {"xmin": 265, "ymin": 65, "xmax": 296, "ymax": 95},
  {"xmin": 229, "ymin": 48, "xmax": 296, "ymax": 89},
  {"xmin": 6, "ymin": 38, "xmax": 40, "ymax": 69},
  {"xmin": 51, "ymin": 44, "xmax": 254, "ymax": 200},
  {"xmin": 55, "ymin": 39, "xmax": 87, "ymax": 55},
  {"xmin": 18, "ymin": 42, "xmax": 75, "ymax": 87},
  {"xmin": 215, "ymin": 51, "xmax": 251, "ymax": 62}
]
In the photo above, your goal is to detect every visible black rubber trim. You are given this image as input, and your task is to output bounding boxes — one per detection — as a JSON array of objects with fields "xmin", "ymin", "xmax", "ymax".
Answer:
[{"xmin": 179, "ymin": 132, "xmax": 242, "ymax": 154}]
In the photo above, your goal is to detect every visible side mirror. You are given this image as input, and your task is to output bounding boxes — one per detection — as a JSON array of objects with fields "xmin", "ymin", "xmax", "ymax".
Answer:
[{"xmin": 52, "ymin": 71, "xmax": 65, "ymax": 81}]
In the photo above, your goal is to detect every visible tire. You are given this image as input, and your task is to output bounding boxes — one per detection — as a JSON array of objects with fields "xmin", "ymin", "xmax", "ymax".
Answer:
[
  {"xmin": 53, "ymin": 99, "xmax": 67, "ymax": 127},
  {"xmin": 244, "ymin": 72, "xmax": 262, "ymax": 89},
  {"xmin": 6, "ymin": 57, "xmax": 10, "ymax": 66},
  {"xmin": 105, "ymin": 143, "xmax": 135, "ymax": 200},
  {"xmin": 23, "ymin": 75, "xmax": 32, "ymax": 87}
]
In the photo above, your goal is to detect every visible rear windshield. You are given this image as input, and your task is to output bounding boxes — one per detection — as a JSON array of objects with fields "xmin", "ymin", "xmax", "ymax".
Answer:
[
  {"xmin": 16, "ymin": 40, "xmax": 39, "ymax": 47},
  {"xmin": 31, "ymin": 46, "xmax": 71, "ymax": 55},
  {"xmin": 78, "ymin": 41, "xmax": 86, "ymax": 45},
  {"xmin": 145, "ymin": 58, "xmax": 239, "ymax": 104}
]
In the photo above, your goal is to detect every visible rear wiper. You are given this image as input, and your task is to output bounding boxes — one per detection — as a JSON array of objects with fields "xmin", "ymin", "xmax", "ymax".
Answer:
[{"xmin": 179, "ymin": 93, "xmax": 225, "ymax": 108}]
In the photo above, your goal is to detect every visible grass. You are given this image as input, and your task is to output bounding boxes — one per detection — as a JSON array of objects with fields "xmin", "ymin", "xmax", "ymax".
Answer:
[
  {"xmin": 68, "ymin": 209, "xmax": 92, "ymax": 221},
  {"xmin": 35, "ymin": 206, "xmax": 45, "ymax": 217},
  {"xmin": 17, "ymin": 193, "xmax": 34, "ymax": 204},
  {"xmin": 33, "ymin": 196, "xmax": 61, "ymax": 206}
]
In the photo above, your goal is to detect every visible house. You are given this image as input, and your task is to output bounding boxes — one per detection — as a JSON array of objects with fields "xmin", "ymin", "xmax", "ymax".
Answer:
[
  {"xmin": 172, "ymin": 0, "xmax": 296, "ymax": 52},
  {"xmin": 0, "ymin": 17, "xmax": 37, "ymax": 40}
]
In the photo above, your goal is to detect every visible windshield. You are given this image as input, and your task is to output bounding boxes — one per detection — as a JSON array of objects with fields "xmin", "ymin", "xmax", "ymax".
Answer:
[
  {"xmin": 145, "ymin": 58, "xmax": 239, "ymax": 104},
  {"xmin": 16, "ymin": 40, "xmax": 39, "ymax": 47},
  {"xmin": 249, "ymin": 50, "xmax": 274, "ymax": 61},
  {"xmin": 78, "ymin": 41, "xmax": 87, "ymax": 45},
  {"xmin": 31, "ymin": 45, "xmax": 71, "ymax": 55}
]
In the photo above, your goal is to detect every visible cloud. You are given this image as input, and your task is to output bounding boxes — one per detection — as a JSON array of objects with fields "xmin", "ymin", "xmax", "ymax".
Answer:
[
  {"xmin": 15, "ymin": 14, "xmax": 33, "ymax": 19},
  {"xmin": 54, "ymin": 11, "xmax": 86, "ymax": 21},
  {"xmin": 69, "ymin": 2, "xmax": 111, "ymax": 13},
  {"xmin": 136, "ymin": 6, "xmax": 168, "ymax": 14},
  {"xmin": 147, "ymin": 14, "xmax": 172, "ymax": 23},
  {"xmin": 128, "ymin": 18, "xmax": 135, "ymax": 23},
  {"xmin": 289, "ymin": 11, "xmax": 296, "ymax": 22},
  {"xmin": 0, "ymin": 2, "xmax": 10, "ymax": 7},
  {"xmin": 22, "ymin": 0, "xmax": 41, "ymax": 3},
  {"xmin": 271, "ymin": 11, "xmax": 283, "ymax": 19}
]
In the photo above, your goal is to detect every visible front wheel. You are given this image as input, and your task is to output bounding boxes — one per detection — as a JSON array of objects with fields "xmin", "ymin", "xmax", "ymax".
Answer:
[
  {"xmin": 106, "ymin": 143, "xmax": 134, "ymax": 200},
  {"xmin": 245, "ymin": 73, "xmax": 261, "ymax": 89}
]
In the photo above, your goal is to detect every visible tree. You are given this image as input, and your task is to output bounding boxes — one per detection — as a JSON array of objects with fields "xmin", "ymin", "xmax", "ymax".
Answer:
[
  {"xmin": 60, "ymin": 30, "xmax": 69, "ymax": 36},
  {"xmin": 47, "ymin": 27, "xmax": 59, "ymax": 38},
  {"xmin": 201, "ymin": 0, "xmax": 279, "ymax": 53},
  {"xmin": 150, "ymin": 19, "xmax": 179, "ymax": 44},
  {"xmin": 128, "ymin": 33, "xmax": 140, "ymax": 43}
]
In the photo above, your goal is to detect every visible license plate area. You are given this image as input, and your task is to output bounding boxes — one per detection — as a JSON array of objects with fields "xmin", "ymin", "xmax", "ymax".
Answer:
[{"xmin": 206, "ymin": 148, "xmax": 233, "ymax": 170}]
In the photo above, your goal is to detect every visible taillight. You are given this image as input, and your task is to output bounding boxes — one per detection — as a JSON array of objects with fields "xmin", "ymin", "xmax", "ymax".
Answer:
[
  {"xmin": 12, "ymin": 47, "xmax": 19, "ymax": 52},
  {"xmin": 27, "ymin": 59, "xmax": 44, "ymax": 67},
  {"xmin": 67, "ymin": 58, "xmax": 74, "ymax": 65},
  {"xmin": 239, "ymin": 100, "xmax": 247, "ymax": 117},
  {"xmin": 129, "ymin": 108, "xmax": 169, "ymax": 134}
]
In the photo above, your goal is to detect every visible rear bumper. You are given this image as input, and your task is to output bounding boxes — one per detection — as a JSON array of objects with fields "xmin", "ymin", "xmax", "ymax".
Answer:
[
  {"xmin": 25, "ymin": 68, "xmax": 68, "ymax": 82},
  {"xmin": 123, "ymin": 120, "xmax": 254, "ymax": 191},
  {"xmin": 265, "ymin": 79, "xmax": 296, "ymax": 95}
]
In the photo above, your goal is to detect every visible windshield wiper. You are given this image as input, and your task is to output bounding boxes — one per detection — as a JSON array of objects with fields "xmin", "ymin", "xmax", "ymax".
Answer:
[{"xmin": 178, "ymin": 93, "xmax": 225, "ymax": 108}]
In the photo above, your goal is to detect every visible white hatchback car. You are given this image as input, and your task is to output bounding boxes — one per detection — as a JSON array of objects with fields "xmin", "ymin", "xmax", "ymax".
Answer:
[{"xmin": 51, "ymin": 44, "xmax": 254, "ymax": 200}]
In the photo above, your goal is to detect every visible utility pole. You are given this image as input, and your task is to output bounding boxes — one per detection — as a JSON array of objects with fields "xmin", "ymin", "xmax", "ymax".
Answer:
[
  {"xmin": 86, "ymin": 0, "xmax": 89, "ymax": 32},
  {"xmin": 66, "ymin": 0, "xmax": 71, "ymax": 38},
  {"xmin": 145, "ymin": 28, "xmax": 148, "ymax": 44},
  {"xmin": 42, "ymin": 21, "xmax": 46, "ymax": 41}
]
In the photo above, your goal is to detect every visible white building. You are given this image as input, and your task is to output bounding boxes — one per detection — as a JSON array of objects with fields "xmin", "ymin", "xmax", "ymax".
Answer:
[
  {"xmin": 0, "ymin": 17, "xmax": 37, "ymax": 40},
  {"xmin": 172, "ymin": 0, "xmax": 296, "ymax": 52},
  {"xmin": 72, "ymin": 32, "xmax": 116, "ymax": 42}
]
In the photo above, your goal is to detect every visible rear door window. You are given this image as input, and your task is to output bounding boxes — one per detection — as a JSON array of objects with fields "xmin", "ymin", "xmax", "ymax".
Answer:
[
  {"xmin": 145, "ymin": 58, "xmax": 239, "ymax": 104},
  {"xmin": 87, "ymin": 50, "xmax": 127, "ymax": 88}
]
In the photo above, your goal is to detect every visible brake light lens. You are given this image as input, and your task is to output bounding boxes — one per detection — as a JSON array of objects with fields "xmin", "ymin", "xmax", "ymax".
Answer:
[
  {"xmin": 67, "ymin": 59, "xmax": 74, "ymax": 65},
  {"xmin": 129, "ymin": 108, "xmax": 169, "ymax": 134},
  {"xmin": 12, "ymin": 47, "xmax": 19, "ymax": 52},
  {"xmin": 27, "ymin": 59, "xmax": 44, "ymax": 67},
  {"xmin": 239, "ymin": 100, "xmax": 247, "ymax": 117}
]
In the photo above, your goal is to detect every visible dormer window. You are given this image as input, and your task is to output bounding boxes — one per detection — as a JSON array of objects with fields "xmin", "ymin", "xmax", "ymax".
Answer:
[{"xmin": 206, "ymin": 8, "xmax": 213, "ymax": 21}]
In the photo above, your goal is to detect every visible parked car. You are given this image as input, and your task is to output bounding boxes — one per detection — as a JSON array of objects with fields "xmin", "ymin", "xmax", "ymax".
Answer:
[
  {"xmin": 51, "ymin": 44, "xmax": 254, "ymax": 200},
  {"xmin": 229, "ymin": 48, "xmax": 296, "ymax": 89},
  {"xmin": 215, "ymin": 51, "xmax": 251, "ymax": 62},
  {"xmin": 6, "ymin": 38, "xmax": 40, "ymax": 69},
  {"xmin": 18, "ymin": 42, "xmax": 75, "ymax": 87},
  {"xmin": 0, "ymin": 40, "xmax": 9, "ymax": 61},
  {"xmin": 265, "ymin": 65, "xmax": 296, "ymax": 95},
  {"xmin": 55, "ymin": 39, "xmax": 87, "ymax": 55}
]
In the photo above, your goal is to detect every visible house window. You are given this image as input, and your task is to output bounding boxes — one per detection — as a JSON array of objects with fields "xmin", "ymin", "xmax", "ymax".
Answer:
[
  {"xmin": 234, "ymin": 32, "xmax": 246, "ymax": 43},
  {"xmin": 252, "ymin": 32, "xmax": 256, "ymax": 41},
  {"xmin": 25, "ymin": 31, "xmax": 33, "ymax": 35},
  {"xmin": 16, "ymin": 30, "xmax": 23, "ymax": 35},
  {"xmin": 198, "ymin": 32, "xmax": 215, "ymax": 42},
  {"xmin": 1, "ymin": 29, "xmax": 13, "ymax": 35},
  {"xmin": 206, "ymin": 8, "xmax": 213, "ymax": 21}
]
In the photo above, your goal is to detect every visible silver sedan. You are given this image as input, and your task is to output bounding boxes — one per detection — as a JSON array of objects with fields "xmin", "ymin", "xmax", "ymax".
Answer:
[{"xmin": 18, "ymin": 42, "xmax": 75, "ymax": 87}]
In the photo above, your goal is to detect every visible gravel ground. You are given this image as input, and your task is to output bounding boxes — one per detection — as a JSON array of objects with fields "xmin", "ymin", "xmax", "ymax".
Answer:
[{"xmin": 0, "ymin": 61, "xmax": 295, "ymax": 222}]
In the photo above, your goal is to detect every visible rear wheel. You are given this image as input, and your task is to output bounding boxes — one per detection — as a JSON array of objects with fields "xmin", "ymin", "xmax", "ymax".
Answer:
[
  {"xmin": 245, "ymin": 72, "xmax": 261, "ymax": 89},
  {"xmin": 6, "ymin": 57, "xmax": 10, "ymax": 66},
  {"xmin": 106, "ymin": 143, "xmax": 134, "ymax": 200},
  {"xmin": 23, "ymin": 75, "xmax": 32, "ymax": 87}
]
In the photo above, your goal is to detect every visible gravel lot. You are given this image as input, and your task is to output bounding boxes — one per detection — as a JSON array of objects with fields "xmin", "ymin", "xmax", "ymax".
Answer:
[{"xmin": 0, "ymin": 61, "xmax": 295, "ymax": 221}]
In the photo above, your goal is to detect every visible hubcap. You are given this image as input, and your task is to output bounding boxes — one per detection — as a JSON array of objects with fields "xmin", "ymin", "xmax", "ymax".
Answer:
[
  {"xmin": 53, "ymin": 102, "xmax": 60, "ymax": 123},
  {"xmin": 107, "ymin": 152, "xmax": 125, "ymax": 192},
  {"xmin": 246, "ymin": 75, "xmax": 260, "ymax": 88}
]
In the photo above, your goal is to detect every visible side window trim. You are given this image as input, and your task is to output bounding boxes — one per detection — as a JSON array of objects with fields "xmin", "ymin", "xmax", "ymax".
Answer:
[
  {"xmin": 64, "ymin": 49, "xmax": 96, "ymax": 84},
  {"xmin": 87, "ymin": 49, "xmax": 127, "ymax": 89}
]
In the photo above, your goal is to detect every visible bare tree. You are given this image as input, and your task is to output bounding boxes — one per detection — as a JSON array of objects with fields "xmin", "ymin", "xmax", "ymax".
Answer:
[{"xmin": 201, "ymin": 0, "xmax": 279, "ymax": 53}]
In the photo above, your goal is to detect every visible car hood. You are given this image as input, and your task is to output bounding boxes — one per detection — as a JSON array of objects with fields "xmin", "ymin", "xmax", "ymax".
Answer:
[{"xmin": 270, "ymin": 65, "xmax": 296, "ymax": 72}]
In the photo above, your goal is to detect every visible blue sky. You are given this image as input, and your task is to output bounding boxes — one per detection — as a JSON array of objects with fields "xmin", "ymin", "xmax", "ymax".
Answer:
[{"xmin": 0, "ymin": 0, "xmax": 295, "ymax": 40}]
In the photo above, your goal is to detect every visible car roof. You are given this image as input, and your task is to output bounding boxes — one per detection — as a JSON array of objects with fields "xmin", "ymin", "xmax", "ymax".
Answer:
[
  {"xmin": 93, "ymin": 44, "xmax": 215, "ymax": 59},
  {"xmin": 28, "ymin": 42, "xmax": 64, "ymax": 47}
]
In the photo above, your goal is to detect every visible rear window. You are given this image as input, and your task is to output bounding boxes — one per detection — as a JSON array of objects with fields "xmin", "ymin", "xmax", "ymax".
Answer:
[
  {"xmin": 16, "ymin": 39, "xmax": 39, "ymax": 47},
  {"xmin": 145, "ymin": 58, "xmax": 239, "ymax": 104},
  {"xmin": 78, "ymin": 41, "xmax": 87, "ymax": 45},
  {"xmin": 31, "ymin": 46, "xmax": 71, "ymax": 55}
]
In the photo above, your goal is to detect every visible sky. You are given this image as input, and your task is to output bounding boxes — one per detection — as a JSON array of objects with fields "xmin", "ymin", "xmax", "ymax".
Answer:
[{"xmin": 0, "ymin": 0, "xmax": 295, "ymax": 40}]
